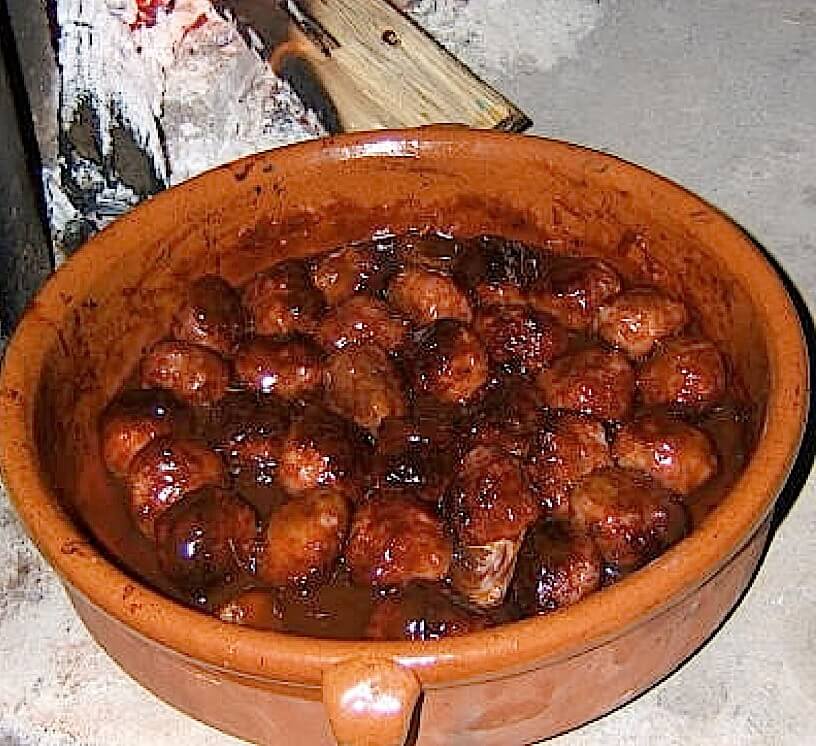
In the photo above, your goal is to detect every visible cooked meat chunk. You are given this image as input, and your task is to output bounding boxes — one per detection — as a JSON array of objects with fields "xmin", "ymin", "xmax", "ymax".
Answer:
[
  {"xmin": 171, "ymin": 275, "xmax": 245, "ymax": 357},
  {"xmin": 365, "ymin": 583, "xmax": 487, "ymax": 640},
  {"xmin": 467, "ymin": 380, "xmax": 545, "ymax": 459},
  {"xmin": 234, "ymin": 334, "xmax": 323, "ymax": 400},
  {"xmin": 100, "ymin": 389, "xmax": 188, "ymax": 478},
  {"xmin": 316, "ymin": 295, "xmax": 409, "ymax": 352},
  {"xmin": 637, "ymin": 336, "xmax": 727, "ymax": 412},
  {"xmin": 388, "ymin": 266, "xmax": 472, "ymax": 326},
  {"xmin": 474, "ymin": 305, "xmax": 568, "ymax": 374},
  {"xmin": 255, "ymin": 490, "xmax": 350, "ymax": 587},
  {"xmin": 345, "ymin": 496, "xmax": 452, "ymax": 586},
  {"xmin": 530, "ymin": 258, "xmax": 621, "ymax": 330},
  {"xmin": 242, "ymin": 260, "xmax": 323, "ymax": 336},
  {"xmin": 473, "ymin": 281, "xmax": 529, "ymax": 308},
  {"xmin": 412, "ymin": 320, "xmax": 488, "ymax": 404},
  {"xmin": 126, "ymin": 437, "xmax": 227, "ymax": 537},
  {"xmin": 536, "ymin": 347, "xmax": 635, "ymax": 421},
  {"xmin": 215, "ymin": 588, "xmax": 284, "ymax": 630},
  {"xmin": 513, "ymin": 521, "xmax": 602, "ymax": 614},
  {"xmin": 323, "ymin": 344, "xmax": 407, "ymax": 430},
  {"xmin": 278, "ymin": 407, "xmax": 367, "ymax": 497},
  {"xmin": 612, "ymin": 413, "xmax": 718, "ymax": 495},
  {"xmin": 140, "ymin": 340, "xmax": 229, "ymax": 406},
  {"xmin": 570, "ymin": 467, "xmax": 689, "ymax": 573},
  {"xmin": 597, "ymin": 288, "xmax": 688, "ymax": 358},
  {"xmin": 212, "ymin": 392, "xmax": 290, "ymax": 484},
  {"xmin": 312, "ymin": 244, "xmax": 384, "ymax": 305},
  {"xmin": 155, "ymin": 487, "xmax": 258, "ymax": 590},
  {"xmin": 526, "ymin": 413, "xmax": 612, "ymax": 518}
]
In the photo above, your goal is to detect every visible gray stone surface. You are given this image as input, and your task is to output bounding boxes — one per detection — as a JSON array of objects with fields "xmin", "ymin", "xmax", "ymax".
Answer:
[{"xmin": 1, "ymin": 0, "xmax": 814, "ymax": 743}]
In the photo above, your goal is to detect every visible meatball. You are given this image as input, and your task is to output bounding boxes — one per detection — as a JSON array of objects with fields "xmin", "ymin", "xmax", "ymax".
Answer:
[
  {"xmin": 255, "ymin": 489, "xmax": 350, "ymax": 587},
  {"xmin": 171, "ymin": 275, "xmax": 245, "ymax": 357},
  {"xmin": 612, "ymin": 413, "xmax": 718, "ymax": 495},
  {"xmin": 212, "ymin": 392, "xmax": 290, "ymax": 484},
  {"xmin": 473, "ymin": 281, "xmax": 528, "ymax": 308},
  {"xmin": 473, "ymin": 305, "xmax": 568, "ymax": 374},
  {"xmin": 536, "ymin": 347, "xmax": 635, "ymax": 421},
  {"xmin": 570, "ymin": 467, "xmax": 689, "ymax": 573},
  {"xmin": 140, "ymin": 340, "xmax": 229, "ymax": 406},
  {"xmin": 100, "ymin": 389, "xmax": 188, "ymax": 478},
  {"xmin": 155, "ymin": 487, "xmax": 258, "ymax": 590},
  {"xmin": 526, "ymin": 413, "xmax": 612, "ymax": 519},
  {"xmin": 312, "ymin": 244, "xmax": 384, "ymax": 306},
  {"xmin": 365, "ymin": 583, "xmax": 487, "ymax": 641},
  {"xmin": 446, "ymin": 446, "xmax": 539, "ymax": 607},
  {"xmin": 323, "ymin": 344, "xmax": 407, "ymax": 430},
  {"xmin": 215, "ymin": 588, "xmax": 284, "ymax": 630},
  {"xmin": 242, "ymin": 260, "xmax": 324, "ymax": 336},
  {"xmin": 467, "ymin": 380, "xmax": 545, "ymax": 459},
  {"xmin": 345, "ymin": 495, "xmax": 452, "ymax": 586},
  {"xmin": 126, "ymin": 437, "xmax": 227, "ymax": 537},
  {"xmin": 412, "ymin": 320, "xmax": 489, "ymax": 404},
  {"xmin": 512, "ymin": 521, "xmax": 602, "ymax": 614},
  {"xmin": 597, "ymin": 288, "xmax": 688, "ymax": 358},
  {"xmin": 370, "ymin": 411, "xmax": 462, "ymax": 503},
  {"xmin": 530, "ymin": 257, "xmax": 621, "ymax": 330},
  {"xmin": 637, "ymin": 336, "xmax": 727, "ymax": 412},
  {"xmin": 278, "ymin": 406, "xmax": 367, "ymax": 497},
  {"xmin": 447, "ymin": 445, "xmax": 539, "ymax": 546},
  {"xmin": 316, "ymin": 295, "xmax": 409, "ymax": 352},
  {"xmin": 388, "ymin": 266, "xmax": 472, "ymax": 326},
  {"xmin": 234, "ymin": 334, "xmax": 323, "ymax": 400}
]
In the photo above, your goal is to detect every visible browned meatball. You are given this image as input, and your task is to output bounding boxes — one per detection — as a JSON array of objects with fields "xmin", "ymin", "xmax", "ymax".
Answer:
[
  {"xmin": 312, "ymin": 244, "xmax": 384, "ymax": 306},
  {"xmin": 512, "ymin": 521, "xmax": 602, "ymax": 614},
  {"xmin": 255, "ymin": 490, "xmax": 350, "ymax": 587},
  {"xmin": 637, "ymin": 336, "xmax": 727, "ymax": 412},
  {"xmin": 316, "ymin": 295, "xmax": 410, "ymax": 352},
  {"xmin": 323, "ymin": 344, "xmax": 407, "ymax": 430},
  {"xmin": 536, "ymin": 347, "xmax": 635, "ymax": 421},
  {"xmin": 388, "ymin": 266, "xmax": 472, "ymax": 326},
  {"xmin": 278, "ymin": 407, "xmax": 367, "ymax": 497},
  {"xmin": 612, "ymin": 413, "xmax": 718, "ymax": 495},
  {"xmin": 140, "ymin": 340, "xmax": 229, "ymax": 406},
  {"xmin": 100, "ymin": 389, "xmax": 189, "ymax": 478},
  {"xmin": 215, "ymin": 588, "xmax": 284, "ymax": 630},
  {"xmin": 530, "ymin": 257, "xmax": 621, "ymax": 330},
  {"xmin": 412, "ymin": 320, "xmax": 489, "ymax": 404},
  {"xmin": 365, "ymin": 583, "xmax": 487, "ymax": 641},
  {"xmin": 126, "ymin": 437, "xmax": 227, "ymax": 537},
  {"xmin": 473, "ymin": 305, "xmax": 568, "ymax": 374},
  {"xmin": 345, "ymin": 495, "xmax": 452, "ymax": 586},
  {"xmin": 597, "ymin": 288, "xmax": 688, "ymax": 358},
  {"xmin": 234, "ymin": 334, "xmax": 323, "ymax": 400},
  {"xmin": 212, "ymin": 392, "xmax": 290, "ymax": 485},
  {"xmin": 473, "ymin": 281, "xmax": 528, "ymax": 308},
  {"xmin": 570, "ymin": 467, "xmax": 689, "ymax": 573},
  {"xmin": 447, "ymin": 445, "xmax": 539, "ymax": 546},
  {"xmin": 171, "ymin": 275, "xmax": 245, "ymax": 357},
  {"xmin": 370, "ymin": 411, "xmax": 462, "ymax": 503},
  {"xmin": 155, "ymin": 487, "xmax": 258, "ymax": 590},
  {"xmin": 242, "ymin": 261, "xmax": 324, "ymax": 336},
  {"xmin": 526, "ymin": 413, "xmax": 612, "ymax": 519},
  {"xmin": 467, "ymin": 379, "xmax": 545, "ymax": 459}
]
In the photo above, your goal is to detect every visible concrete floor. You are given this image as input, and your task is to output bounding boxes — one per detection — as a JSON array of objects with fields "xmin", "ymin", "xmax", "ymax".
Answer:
[{"xmin": 1, "ymin": 1, "xmax": 814, "ymax": 744}]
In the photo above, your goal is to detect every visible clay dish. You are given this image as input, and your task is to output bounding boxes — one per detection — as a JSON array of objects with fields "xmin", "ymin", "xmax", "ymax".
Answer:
[{"xmin": 0, "ymin": 129, "xmax": 808, "ymax": 745}]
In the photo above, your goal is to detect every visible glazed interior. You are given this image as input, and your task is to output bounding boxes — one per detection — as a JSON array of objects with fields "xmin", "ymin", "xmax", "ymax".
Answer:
[{"xmin": 8, "ymin": 130, "xmax": 804, "ymax": 686}]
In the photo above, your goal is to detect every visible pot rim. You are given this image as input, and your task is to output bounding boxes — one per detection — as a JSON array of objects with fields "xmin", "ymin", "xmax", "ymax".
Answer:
[{"xmin": 0, "ymin": 128, "xmax": 808, "ymax": 689}]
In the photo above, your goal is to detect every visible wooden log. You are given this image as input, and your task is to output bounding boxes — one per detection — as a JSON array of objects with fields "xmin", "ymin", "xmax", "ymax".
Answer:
[{"xmin": 218, "ymin": 0, "xmax": 532, "ymax": 133}]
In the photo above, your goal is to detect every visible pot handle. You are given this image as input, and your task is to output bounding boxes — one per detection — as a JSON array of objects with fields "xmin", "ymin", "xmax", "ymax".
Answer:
[{"xmin": 322, "ymin": 657, "xmax": 422, "ymax": 746}]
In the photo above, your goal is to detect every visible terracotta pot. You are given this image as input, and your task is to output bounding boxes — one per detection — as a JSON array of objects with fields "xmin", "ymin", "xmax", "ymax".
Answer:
[{"xmin": 0, "ymin": 129, "xmax": 808, "ymax": 746}]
